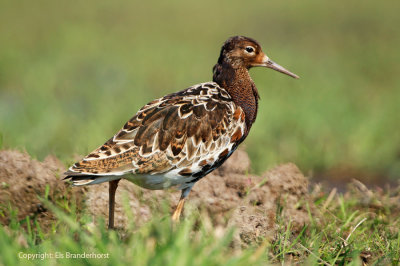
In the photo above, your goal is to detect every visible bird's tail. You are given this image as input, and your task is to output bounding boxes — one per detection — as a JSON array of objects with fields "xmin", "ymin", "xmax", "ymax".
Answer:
[{"xmin": 63, "ymin": 171, "xmax": 121, "ymax": 186}]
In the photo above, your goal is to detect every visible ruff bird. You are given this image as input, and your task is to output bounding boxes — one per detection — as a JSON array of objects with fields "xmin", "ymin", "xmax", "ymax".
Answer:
[{"xmin": 64, "ymin": 36, "xmax": 299, "ymax": 228}]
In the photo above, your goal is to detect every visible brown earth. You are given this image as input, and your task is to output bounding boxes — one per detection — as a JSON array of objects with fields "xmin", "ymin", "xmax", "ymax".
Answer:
[
  {"xmin": 0, "ymin": 149, "xmax": 314, "ymax": 246},
  {"xmin": 0, "ymin": 150, "xmax": 85, "ymax": 228}
]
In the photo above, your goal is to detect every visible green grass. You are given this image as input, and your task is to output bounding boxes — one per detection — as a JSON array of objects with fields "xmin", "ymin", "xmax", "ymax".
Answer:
[
  {"xmin": 1, "ymin": 196, "xmax": 266, "ymax": 266},
  {"xmin": 1, "ymin": 184, "xmax": 399, "ymax": 265},
  {"xmin": 0, "ymin": 0, "xmax": 399, "ymax": 180}
]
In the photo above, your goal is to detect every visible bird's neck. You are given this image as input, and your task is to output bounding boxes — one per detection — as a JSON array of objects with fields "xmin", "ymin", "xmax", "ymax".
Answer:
[{"xmin": 213, "ymin": 62, "xmax": 259, "ymax": 131}]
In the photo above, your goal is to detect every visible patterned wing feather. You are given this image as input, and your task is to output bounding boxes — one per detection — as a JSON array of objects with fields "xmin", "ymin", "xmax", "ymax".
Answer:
[{"xmin": 64, "ymin": 82, "xmax": 246, "ymax": 187}]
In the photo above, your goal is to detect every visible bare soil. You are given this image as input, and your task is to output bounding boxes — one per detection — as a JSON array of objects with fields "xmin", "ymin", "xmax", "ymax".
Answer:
[
  {"xmin": 0, "ymin": 150, "xmax": 85, "ymax": 228},
  {"xmin": 0, "ymin": 149, "xmax": 315, "ymax": 246}
]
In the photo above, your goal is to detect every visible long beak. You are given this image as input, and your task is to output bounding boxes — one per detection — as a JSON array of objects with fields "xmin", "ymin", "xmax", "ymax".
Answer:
[{"xmin": 260, "ymin": 55, "xmax": 299, "ymax": 79}]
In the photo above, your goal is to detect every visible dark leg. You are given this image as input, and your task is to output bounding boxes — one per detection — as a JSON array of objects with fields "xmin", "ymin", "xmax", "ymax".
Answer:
[
  {"xmin": 108, "ymin": 179, "xmax": 120, "ymax": 229},
  {"xmin": 172, "ymin": 186, "xmax": 192, "ymax": 222}
]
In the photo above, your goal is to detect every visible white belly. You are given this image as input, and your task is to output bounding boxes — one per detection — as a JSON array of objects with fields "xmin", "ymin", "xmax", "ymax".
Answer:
[{"xmin": 123, "ymin": 171, "xmax": 194, "ymax": 190}]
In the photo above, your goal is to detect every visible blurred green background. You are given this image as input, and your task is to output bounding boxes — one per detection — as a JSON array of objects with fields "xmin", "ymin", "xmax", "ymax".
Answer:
[{"xmin": 0, "ymin": 0, "xmax": 399, "ymax": 184}]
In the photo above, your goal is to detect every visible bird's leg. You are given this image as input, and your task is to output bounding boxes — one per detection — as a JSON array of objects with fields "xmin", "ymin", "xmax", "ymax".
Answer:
[
  {"xmin": 172, "ymin": 186, "xmax": 192, "ymax": 222},
  {"xmin": 172, "ymin": 198, "xmax": 185, "ymax": 222},
  {"xmin": 108, "ymin": 179, "xmax": 120, "ymax": 229}
]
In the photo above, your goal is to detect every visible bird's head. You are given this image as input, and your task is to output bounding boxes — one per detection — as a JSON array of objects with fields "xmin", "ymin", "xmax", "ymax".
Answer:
[{"xmin": 218, "ymin": 36, "xmax": 299, "ymax": 79}]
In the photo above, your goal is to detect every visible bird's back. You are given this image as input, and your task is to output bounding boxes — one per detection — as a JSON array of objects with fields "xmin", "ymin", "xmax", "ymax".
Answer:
[{"xmin": 64, "ymin": 82, "xmax": 246, "ymax": 189}]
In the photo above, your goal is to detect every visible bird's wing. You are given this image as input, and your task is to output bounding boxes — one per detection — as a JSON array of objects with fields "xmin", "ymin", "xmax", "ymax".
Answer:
[{"xmin": 64, "ymin": 82, "xmax": 246, "ymax": 184}]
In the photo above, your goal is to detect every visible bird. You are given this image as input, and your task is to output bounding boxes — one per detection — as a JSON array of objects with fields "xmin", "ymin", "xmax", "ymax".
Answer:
[{"xmin": 64, "ymin": 36, "xmax": 299, "ymax": 229}]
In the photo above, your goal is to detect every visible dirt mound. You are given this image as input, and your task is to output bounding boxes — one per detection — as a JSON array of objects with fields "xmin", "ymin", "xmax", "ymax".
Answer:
[
  {"xmin": 0, "ymin": 149, "xmax": 314, "ymax": 246},
  {"xmin": 0, "ymin": 150, "xmax": 84, "ymax": 227}
]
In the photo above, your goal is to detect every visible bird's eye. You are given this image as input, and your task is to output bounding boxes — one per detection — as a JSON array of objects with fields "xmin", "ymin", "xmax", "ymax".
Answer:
[{"xmin": 245, "ymin": 46, "xmax": 255, "ymax": 53}]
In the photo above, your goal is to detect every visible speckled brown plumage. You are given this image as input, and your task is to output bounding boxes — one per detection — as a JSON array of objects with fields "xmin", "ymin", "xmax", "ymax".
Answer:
[
  {"xmin": 65, "ymin": 82, "xmax": 245, "ymax": 190},
  {"xmin": 64, "ymin": 36, "xmax": 299, "ymax": 227}
]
